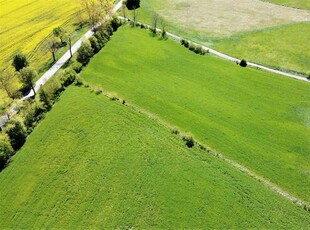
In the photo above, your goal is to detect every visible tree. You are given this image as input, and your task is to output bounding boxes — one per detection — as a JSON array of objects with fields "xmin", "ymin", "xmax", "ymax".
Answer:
[
  {"xmin": 152, "ymin": 13, "xmax": 159, "ymax": 34},
  {"xmin": 68, "ymin": 36, "xmax": 73, "ymax": 58},
  {"xmin": 81, "ymin": 0, "xmax": 103, "ymax": 29},
  {"xmin": 240, "ymin": 59, "xmax": 247, "ymax": 67},
  {"xmin": 12, "ymin": 52, "xmax": 29, "ymax": 72},
  {"xmin": 77, "ymin": 41, "xmax": 94, "ymax": 65},
  {"xmin": 132, "ymin": 6, "xmax": 139, "ymax": 27},
  {"xmin": 61, "ymin": 31, "xmax": 73, "ymax": 58},
  {"xmin": 0, "ymin": 133, "xmax": 14, "ymax": 170},
  {"xmin": 89, "ymin": 36, "xmax": 101, "ymax": 53},
  {"xmin": 160, "ymin": 17, "xmax": 167, "ymax": 38},
  {"xmin": 19, "ymin": 67, "xmax": 37, "ymax": 95},
  {"xmin": 53, "ymin": 26, "xmax": 66, "ymax": 44},
  {"xmin": 81, "ymin": 0, "xmax": 113, "ymax": 29},
  {"xmin": 99, "ymin": 0, "xmax": 113, "ymax": 18},
  {"xmin": 45, "ymin": 38, "xmax": 58, "ymax": 63},
  {"xmin": 126, "ymin": 0, "xmax": 140, "ymax": 27},
  {"xmin": 5, "ymin": 120, "xmax": 27, "ymax": 151},
  {"xmin": 126, "ymin": 0, "xmax": 140, "ymax": 10},
  {"xmin": 0, "ymin": 71, "xmax": 14, "ymax": 98}
]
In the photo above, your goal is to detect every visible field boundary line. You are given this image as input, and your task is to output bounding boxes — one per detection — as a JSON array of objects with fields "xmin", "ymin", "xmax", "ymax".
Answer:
[{"xmin": 93, "ymin": 84, "xmax": 310, "ymax": 212}]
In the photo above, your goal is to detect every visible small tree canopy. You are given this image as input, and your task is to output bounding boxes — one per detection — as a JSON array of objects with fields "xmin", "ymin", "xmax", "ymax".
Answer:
[
  {"xmin": 0, "ymin": 71, "xmax": 15, "ymax": 98},
  {"xmin": 12, "ymin": 53, "xmax": 29, "ymax": 72},
  {"xmin": 240, "ymin": 59, "xmax": 247, "ymax": 67},
  {"xmin": 77, "ymin": 41, "xmax": 94, "ymax": 66},
  {"xmin": 53, "ymin": 27, "xmax": 64, "ymax": 38},
  {"xmin": 0, "ymin": 133, "xmax": 14, "ymax": 170},
  {"xmin": 5, "ymin": 120, "xmax": 27, "ymax": 151},
  {"xmin": 19, "ymin": 67, "xmax": 37, "ymax": 94},
  {"xmin": 126, "ymin": 0, "xmax": 140, "ymax": 10},
  {"xmin": 53, "ymin": 26, "xmax": 66, "ymax": 44}
]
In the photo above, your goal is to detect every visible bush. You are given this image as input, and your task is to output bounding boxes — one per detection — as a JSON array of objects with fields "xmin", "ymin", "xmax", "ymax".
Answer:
[
  {"xmin": 5, "ymin": 120, "xmax": 27, "ymax": 151},
  {"xmin": 194, "ymin": 46, "xmax": 202, "ymax": 54},
  {"xmin": 0, "ymin": 133, "xmax": 14, "ymax": 170},
  {"xmin": 182, "ymin": 135, "xmax": 195, "ymax": 148},
  {"xmin": 39, "ymin": 88, "xmax": 51, "ymax": 109},
  {"xmin": 60, "ymin": 68, "xmax": 77, "ymax": 87},
  {"xmin": 171, "ymin": 128, "xmax": 179, "ymax": 135},
  {"xmin": 240, "ymin": 59, "xmax": 247, "ymax": 67},
  {"xmin": 20, "ymin": 100, "xmax": 45, "ymax": 132},
  {"xmin": 72, "ymin": 61, "xmax": 83, "ymax": 73},
  {"xmin": 104, "ymin": 22, "xmax": 114, "ymax": 36},
  {"xmin": 181, "ymin": 39, "xmax": 189, "ymax": 48},
  {"xmin": 94, "ymin": 32, "xmax": 108, "ymax": 49},
  {"xmin": 306, "ymin": 71, "xmax": 310, "ymax": 80},
  {"xmin": 95, "ymin": 25, "xmax": 110, "ymax": 40},
  {"xmin": 89, "ymin": 36, "xmax": 101, "ymax": 53},
  {"xmin": 39, "ymin": 78, "xmax": 62, "ymax": 106},
  {"xmin": 161, "ymin": 30, "xmax": 166, "ymax": 39},
  {"xmin": 189, "ymin": 44, "xmax": 196, "ymax": 52},
  {"xmin": 111, "ymin": 16, "xmax": 121, "ymax": 32},
  {"xmin": 77, "ymin": 41, "xmax": 94, "ymax": 66},
  {"xmin": 74, "ymin": 75, "xmax": 84, "ymax": 86},
  {"xmin": 95, "ymin": 88, "xmax": 103, "ymax": 95}
]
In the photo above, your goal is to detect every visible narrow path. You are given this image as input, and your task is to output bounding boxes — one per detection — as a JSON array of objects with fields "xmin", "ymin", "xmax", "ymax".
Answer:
[{"xmin": 0, "ymin": 1, "xmax": 124, "ymax": 128}]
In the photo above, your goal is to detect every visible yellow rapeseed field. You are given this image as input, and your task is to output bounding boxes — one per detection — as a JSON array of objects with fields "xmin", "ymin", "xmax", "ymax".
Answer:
[
  {"xmin": 0, "ymin": 0, "xmax": 81, "ymax": 70},
  {"xmin": 0, "ymin": 0, "xmax": 81, "ymax": 109}
]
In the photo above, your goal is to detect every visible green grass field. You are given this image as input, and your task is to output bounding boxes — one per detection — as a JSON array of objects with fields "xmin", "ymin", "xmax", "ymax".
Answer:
[
  {"xmin": 0, "ymin": 86, "xmax": 309, "ymax": 228},
  {"xmin": 213, "ymin": 22, "xmax": 310, "ymax": 73},
  {"xmin": 263, "ymin": 0, "xmax": 310, "ymax": 10},
  {"xmin": 132, "ymin": 0, "xmax": 310, "ymax": 74},
  {"xmin": 82, "ymin": 26, "xmax": 310, "ymax": 202}
]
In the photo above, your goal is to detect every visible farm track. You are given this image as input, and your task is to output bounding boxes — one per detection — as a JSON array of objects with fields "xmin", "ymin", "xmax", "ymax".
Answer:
[{"xmin": 0, "ymin": 0, "xmax": 309, "ymax": 212}]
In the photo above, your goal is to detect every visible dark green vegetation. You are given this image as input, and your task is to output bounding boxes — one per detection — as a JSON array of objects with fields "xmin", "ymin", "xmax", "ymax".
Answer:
[
  {"xmin": 0, "ymin": 87, "xmax": 309, "ymax": 228},
  {"xmin": 82, "ymin": 26, "xmax": 310, "ymax": 202}
]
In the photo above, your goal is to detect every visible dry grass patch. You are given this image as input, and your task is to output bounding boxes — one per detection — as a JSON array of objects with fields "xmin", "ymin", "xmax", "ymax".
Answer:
[{"xmin": 154, "ymin": 0, "xmax": 310, "ymax": 36}]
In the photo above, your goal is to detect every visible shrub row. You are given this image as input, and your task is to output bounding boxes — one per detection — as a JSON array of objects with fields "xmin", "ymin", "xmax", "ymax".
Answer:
[
  {"xmin": 77, "ymin": 16, "xmax": 122, "ymax": 66},
  {"xmin": 181, "ymin": 39, "xmax": 207, "ymax": 55}
]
